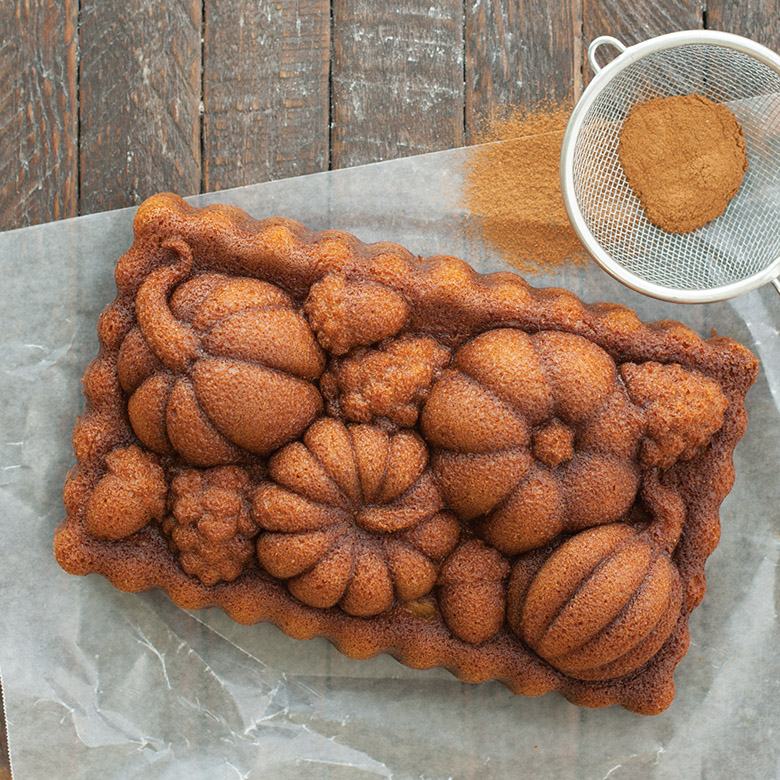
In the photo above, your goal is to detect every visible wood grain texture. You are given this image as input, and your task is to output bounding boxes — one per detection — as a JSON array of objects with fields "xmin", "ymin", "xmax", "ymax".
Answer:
[
  {"xmin": 331, "ymin": 0, "xmax": 465, "ymax": 169},
  {"xmin": 708, "ymin": 0, "xmax": 780, "ymax": 51},
  {"xmin": 0, "ymin": 0, "xmax": 78, "ymax": 230},
  {"xmin": 465, "ymin": 0, "xmax": 583, "ymax": 140},
  {"xmin": 203, "ymin": 0, "xmax": 330, "ymax": 191},
  {"xmin": 583, "ymin": 0, "xmax": 702, "ymax": 75},
  {"xmin": 78, "ymin": 0, "xmax": 202, "ymax": 215}
]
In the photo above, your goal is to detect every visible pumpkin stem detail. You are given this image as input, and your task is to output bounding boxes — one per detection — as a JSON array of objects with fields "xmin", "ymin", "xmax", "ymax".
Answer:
[{"xmin": 136, "ymin": 238, "xmax": 199, "ymax": 373}]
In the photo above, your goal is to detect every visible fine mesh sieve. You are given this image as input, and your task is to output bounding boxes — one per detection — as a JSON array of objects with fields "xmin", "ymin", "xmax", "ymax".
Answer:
[{"xmin": 560, "ymin": 30, "xmax": 780, "ymax": 303}]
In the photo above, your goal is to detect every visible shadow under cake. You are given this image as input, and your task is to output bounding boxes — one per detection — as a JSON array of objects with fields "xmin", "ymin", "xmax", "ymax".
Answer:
[{"xmin": 55, "ymin": 193, "xmax": 758, "ymax": 714}]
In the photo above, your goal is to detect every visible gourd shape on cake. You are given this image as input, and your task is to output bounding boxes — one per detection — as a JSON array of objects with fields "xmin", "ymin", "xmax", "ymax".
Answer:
[
  {"xmin": 118, "ymin": 238, "xmax": 325, "ymax": 466},
  {"xmin": 437, "ymin": 539, "xmax": 510, "ymax": 644}
]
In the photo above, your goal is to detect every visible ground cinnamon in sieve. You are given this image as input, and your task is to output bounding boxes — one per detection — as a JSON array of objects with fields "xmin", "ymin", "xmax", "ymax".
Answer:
[
  {"xmin": 462, "ymin": 105, "xmax": 587, "ymax": 275},
  {"xmin": 618, "ymin": 94, "xmax": 748, "ymax": 234}
]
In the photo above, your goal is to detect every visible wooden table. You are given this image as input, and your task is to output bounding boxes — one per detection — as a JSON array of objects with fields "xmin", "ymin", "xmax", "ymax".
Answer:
[
  {"xmin": 1, "ymin": 0, "xmax": 779, "ymax": 774},
  {"xmin": 3, "ymin": 0, "xmax": 779, "ymax": 234}
]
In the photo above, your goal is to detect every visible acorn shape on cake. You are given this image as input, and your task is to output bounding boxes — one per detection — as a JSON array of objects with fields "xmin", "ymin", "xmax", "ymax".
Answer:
[
  {"xmin": 253, "ymin": 418, "xmax": 460, "ymax": 616},
  {"xmin": 303, "ymin": 273, "xmax": 410, "ymax": 355},
  {"xmin": 507, "ymin": 472, "xmax": 686, "ymax": 681},
  {"xmin": 420, "ymin": 328, "xmax": 643, "ymax": 554},
  {"xmin": 117, "ymin": 239, "xmax": 325, "ymax": 466}
]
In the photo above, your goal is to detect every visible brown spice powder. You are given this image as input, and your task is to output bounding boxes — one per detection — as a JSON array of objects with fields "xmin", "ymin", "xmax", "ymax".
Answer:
[
  {"xmin": 462, "ymin": 105, "xmax": 587, "ymax": 275},
  {"xmin": 618, "ymin": 94, "xmax": 748, "ymax": 234}
]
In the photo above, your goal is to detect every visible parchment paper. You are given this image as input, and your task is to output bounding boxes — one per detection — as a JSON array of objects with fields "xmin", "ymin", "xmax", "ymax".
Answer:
[{"xmin": 1, "ymin": 146, "xmax": 778, "ymax": 779}]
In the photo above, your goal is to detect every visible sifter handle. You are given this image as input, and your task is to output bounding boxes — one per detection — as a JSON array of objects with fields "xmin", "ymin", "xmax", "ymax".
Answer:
[{"xmin": 588, "ymin": 36, "xmax": 627, "ymax": 73}]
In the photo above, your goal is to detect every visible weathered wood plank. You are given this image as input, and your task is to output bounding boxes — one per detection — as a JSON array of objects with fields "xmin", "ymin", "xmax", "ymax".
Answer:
[
  {"xmin": 465, "ymin": 0, "xmax": 582, "ymax": 140},
  {"xmin": 203, "ymin": 0, "xmax": 330, "ymax": 191},
  {"xmin": 0, "ymin": 0, "xmax": 78, "ymax": 230},
  {"xmin": 331, "ymin": 0, "xmax": 465, "ymax": 169},
  {"xmin": 583, "ymin": 0, "xmax": 702, "ymax": 75},
  {"xmin": 708, "ymin": 0, "xmax": 780, "ymax": 52},
  {"xmin": 78, "ymin": 0, "xmax": 202, "ymax": 215}
]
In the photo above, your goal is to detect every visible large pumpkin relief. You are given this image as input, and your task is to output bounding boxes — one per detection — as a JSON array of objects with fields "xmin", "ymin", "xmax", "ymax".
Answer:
[
  {"xmin": 253, "ymin": 418, "xmax": 460, "ymax": 616},
  {"xmin": 118, "ymin": 239, "xmax": 325, "ymax": 466},
  {"xmin": 506, "ymin": 472, "xmax": 687, "ymax": 681},
  {"xmin": 508, "ymin": 523, "xmax": 683, "ymax": 680},
  {"xmin": 421, "ymin": 328, "xmax": 644, "ymax": 554}
]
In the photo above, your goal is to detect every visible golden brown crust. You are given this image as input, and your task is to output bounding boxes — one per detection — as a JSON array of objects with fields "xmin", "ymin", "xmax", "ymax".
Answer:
[{"xmin": 55, "ymin": 193, "xmax": 758, "ymax": 715}]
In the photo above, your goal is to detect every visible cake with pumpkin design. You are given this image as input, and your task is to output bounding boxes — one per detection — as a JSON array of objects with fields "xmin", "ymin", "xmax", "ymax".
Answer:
[{"xmin": 55, "ymin": 193, "xmax": 758, "ymax": 714}]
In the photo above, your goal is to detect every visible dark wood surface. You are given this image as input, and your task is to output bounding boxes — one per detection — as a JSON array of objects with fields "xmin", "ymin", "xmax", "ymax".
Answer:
[
  {"xmin": 0, "ymin": 0, "xmax": 78, "ymax": 227},
  {"xmin": 332, "ymin": 0, "xmax": 466, "ymax": 166},
  {"xmin": 583, "ymin": 0, "xmax": 702, "ymax": 78},
  {"xmin": 2, "ymin": 0, "xmax": 779, "ymax": 774},
  {"xmin": 708, "ymin": 0, "xmax": 780, "ymax": 51},
  {"xmin": 78, "ymin": 0, "xmax": 202, "ymax": 214},
  {"xmin": 3, "ymin": 1, "xmax": 780, "ymax": 231},
  {"xmin": 465, "ymin": 0, "xmax": 583, "ymax": 137},
  {"xmin": 203, "ymin": 0, "xmax": 331, "ymax": 190}
]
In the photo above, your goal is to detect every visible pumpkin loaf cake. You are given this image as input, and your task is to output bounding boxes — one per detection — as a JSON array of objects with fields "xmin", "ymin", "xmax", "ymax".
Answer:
[{"xmin": 55, "ymin": 193, "xmax": 758, "ymax": 714}]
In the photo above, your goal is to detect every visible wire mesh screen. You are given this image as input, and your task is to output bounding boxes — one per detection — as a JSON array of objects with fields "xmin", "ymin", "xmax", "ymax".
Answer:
[{"xmin": 573, "ymin": 43, "xmax": 780, "ymax": 291}]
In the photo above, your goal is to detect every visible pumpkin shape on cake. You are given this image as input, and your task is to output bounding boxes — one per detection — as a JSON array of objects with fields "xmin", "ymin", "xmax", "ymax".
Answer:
[
  {"xmin": 421, "ymin": 328, "xmax": 644, "ymax": 554},
  {"xmin": 253, "ymin": 418, "xmax": 460, "ymax": 616},
  {"xmin": 118, "ymin": 238, "xmax": 325, "ymax": 467},
  {"xmin": 508, "ymin": 522, "xmax": 683, "ymax": 681},
  {"xmin": 507, "ymin": 471, "xmax": 688, "ymax": 681}
]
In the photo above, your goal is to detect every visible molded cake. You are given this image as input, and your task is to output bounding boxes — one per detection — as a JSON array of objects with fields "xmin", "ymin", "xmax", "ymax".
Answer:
[{"xmin": 55, "ymin": 193, "xmax": 758, "ymax": 714}]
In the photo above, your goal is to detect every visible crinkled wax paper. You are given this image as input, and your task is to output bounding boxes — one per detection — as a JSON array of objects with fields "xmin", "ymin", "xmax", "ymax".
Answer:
[{"xmin": 0, "ymin": 146, "xmax": 778, "ymax": 779}]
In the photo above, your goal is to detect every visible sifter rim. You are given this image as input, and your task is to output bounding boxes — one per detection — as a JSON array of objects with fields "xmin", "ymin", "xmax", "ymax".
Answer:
[{"xmin": 560, "ymin": 29, "xmax": 780, "ymax": 303}]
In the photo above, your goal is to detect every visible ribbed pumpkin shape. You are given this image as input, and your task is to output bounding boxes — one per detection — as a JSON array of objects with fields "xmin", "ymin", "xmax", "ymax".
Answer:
[
  {"xmin": 253, "ymin": 418, "xmax": 459, "ymax": 616},
  {"xmin": 508, "ymin": 523, "xmax": 683, "ymax": 681},
  {"xmin": 117, "ymin": 240, "xmax": 325, "ymax": 466},
  {"xmin": 421, "ymin": 328, "xmax": 643, "ymax": 554}
]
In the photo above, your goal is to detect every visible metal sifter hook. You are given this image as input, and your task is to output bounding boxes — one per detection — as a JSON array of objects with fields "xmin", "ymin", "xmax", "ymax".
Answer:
[{"xmin": 587, "ymin": 36, "xmax": 627, "ymax": 74}]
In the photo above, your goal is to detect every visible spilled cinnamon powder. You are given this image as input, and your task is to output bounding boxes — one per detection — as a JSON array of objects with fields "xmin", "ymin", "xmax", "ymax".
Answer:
[{"xmin": 463, "ymin": 104, "xmax": 588, "ymax": 275}]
